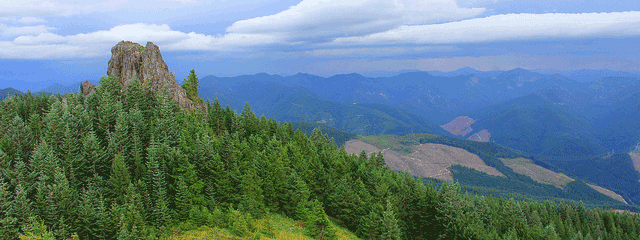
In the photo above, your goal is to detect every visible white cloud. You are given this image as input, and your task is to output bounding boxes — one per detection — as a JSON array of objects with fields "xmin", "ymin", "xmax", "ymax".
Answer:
[
  {"xmin": 67, "ymin": 24, "xmax": 188, "ymax": 44},
  {"xmin": 0, "ymin": 23, "xmax": 282, "ymax": 59},
  {"xmin": 332, "ymin": 11, "xmax": 640, "ymax": 45},
  {"xmin": 227, "ymin": 0, "xmax": 485, "ymax": 43},
  {"xmin": 15, "ymin": 16, "xmax": 47, "ymax": 24},
  {"xmin": 0, "ymin": 16, "xmax": 47, "ymax": 24},
  {"xmin": 0, "ymin": 24, "xmax": 55, "ymax": 37},
  {"xmin": 273, "ymin": 46, "xmax": 461, "ymax": 59},
  {"xmin": 0, "ymin": 0, "xmax": 130, "ymax": 17},
  {"xmin": 0, "ymin": 41, "xmax": 91, "ymax": 59},
  {"xmin": 13, "ymin": 32, "xmax": 66, "ymax": 45}
]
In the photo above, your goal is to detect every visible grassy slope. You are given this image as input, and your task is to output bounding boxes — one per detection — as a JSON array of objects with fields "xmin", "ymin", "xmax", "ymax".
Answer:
[{"xmin": 163, "ymin": 213, "xmax": 359, "ymax": 240}]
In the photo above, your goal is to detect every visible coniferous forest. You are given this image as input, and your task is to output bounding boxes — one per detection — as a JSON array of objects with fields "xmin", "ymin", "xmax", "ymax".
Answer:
[{"xmin": 2, "ymin": 75, "xmax": 640, "ymax": 240}]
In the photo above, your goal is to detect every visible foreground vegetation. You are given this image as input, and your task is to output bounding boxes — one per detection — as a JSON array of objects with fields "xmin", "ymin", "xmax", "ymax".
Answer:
[{"xmin": 1, "ymin": 76, "xmax": 640, "ymax": 239}]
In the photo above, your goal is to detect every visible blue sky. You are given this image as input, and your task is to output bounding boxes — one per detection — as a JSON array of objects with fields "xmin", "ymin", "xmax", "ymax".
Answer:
[{"xmin": 1, "ymin": 0, "xmax": 640, "ymax": 89}]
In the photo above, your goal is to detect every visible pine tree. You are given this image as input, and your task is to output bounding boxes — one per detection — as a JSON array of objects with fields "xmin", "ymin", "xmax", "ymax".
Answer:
[
  {"xmin": 109, "ymin": 153, "xmax": 131, "ymax": 204},
  {"xmin": 239, "ymin": 161, "xmax": 265, "ymax": 218},
  {"xmin": 20, "ymin": 220, "xmax": 56, "ymax": 240},
  {"xmin": 305, "ymin": 199, "xmax": 334, "ymax": 239},
  {"xmin": 82, "ymin": 131, "xmax": 108, "ymax": 179},
  {"xmin": 543, "ymin": 224, "xmax": 560, "ymax": 240},
  {"xmin": 285, "ymin": 172, "xmax": 311, "ymax": 220},
  {"xmin": 13, "ymin": 183, "xmax": 33, "ymax": 228},
  {"xmin": 0, "ymin": 179, "xmax": 18, "ymax": 239},
  {"xmin": 61, "ymin": 102, "xmax": 90, "ymax": 189},
  {"xmin": 1, "ymin": 115, "xmax": 33, "ymax": 164},
  {"xmin": 50, "ymin": 167, "xmax": 76, "ymax": 239},
  {"xmin": 128, "ymin": 108, "xmax": 147, "ymax": 182},
  {"xmin": 174, "ymin": 178, "xmax": 191, "ymax": 221},
  {"xmin": 181, "ymin": 69, "xmax": 202, "ymax": 104},
  {"xmin": 154, "ymin": 89, "xmax": 181, "ymax": 147},
  {"xmin": 358, "ymin": 203, "xmax": 383, "ymax": 239},
  {"xmin": 43, "ymin": 101, "xmax": 65, "ymax": 160},
  {"xmin": 77, "ymin": 186, "xmax": 98, "ymax": 240},
  {"xmin": 147, "ymin": 157, "xmax": 170, "ymax": 228},
  {"xmin": 381, "ymin": 199, "xmax": 402, "ymax": 240}
]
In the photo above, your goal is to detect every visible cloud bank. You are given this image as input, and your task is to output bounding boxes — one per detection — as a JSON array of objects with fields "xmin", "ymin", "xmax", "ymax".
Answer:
[{"xmin": 1, "ymin": 0, "xmax": 640, "ymax": 59}]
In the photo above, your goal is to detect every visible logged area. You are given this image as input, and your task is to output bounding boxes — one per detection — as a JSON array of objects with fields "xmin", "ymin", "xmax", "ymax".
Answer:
[
  {"xmin": 500, "ymin": 157, "xmax": 574, "ymax": 188},
  {"xmin": 587, "ymin": 184, "xmax": 628, "ymax": 204},
  {"xmin": 345, "ymin": 139, "xmax": 504, "ymax": 180},
  {"xmin": 440, "ymin": 116, "xmax": 475, "ymax": 136},
  {"xmin": 630, "ymin": 152, "xmax": 640, "ymax": 174}
]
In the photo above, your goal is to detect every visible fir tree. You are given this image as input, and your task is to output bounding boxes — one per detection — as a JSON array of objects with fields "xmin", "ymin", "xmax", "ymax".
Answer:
[
  {"xmin": 109, "ymin": 154, "xmax": 131, "ymax": 204},
  {"xmin": 0, "ymin": 179, "xmax": 18, "ymax": 239},
  {"xmin": 13, "ymin": 183, "xmax": 33, "ymax": 228},
  {"xmin": 181, "ymin": 69, "xmax": 202, "ymax": 104},
  {"xmin": 381, "ymin": 199, "xmax": 402, "ymax": 240},
  {"xmin": 147, "ymin": 157, "xmax": 170, "ymax": 228}
]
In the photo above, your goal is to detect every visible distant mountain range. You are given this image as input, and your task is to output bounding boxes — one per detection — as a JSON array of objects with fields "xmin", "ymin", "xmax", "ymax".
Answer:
[{"xmin": 360, "ymin": 67, "xmax": 640, "ymax": 83}]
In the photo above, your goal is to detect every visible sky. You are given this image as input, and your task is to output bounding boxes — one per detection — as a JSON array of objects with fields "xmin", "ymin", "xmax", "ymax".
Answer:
[{"xmin": 1, "ymin": 0, "xmax": 640, "ymax": 90}]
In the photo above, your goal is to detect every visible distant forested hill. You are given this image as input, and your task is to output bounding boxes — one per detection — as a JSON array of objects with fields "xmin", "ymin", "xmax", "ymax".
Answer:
[
  {"xmin": 197, "ymin": 69, "xmax": 582, "ymax": 124},
  {"xmin": 468, "ymin": 93, "xmax": 605, "ymax": 157},
  {"xmin": 0, "ymin": 88, "xmax": 21, "ymax": 100},
  {"xmin": 198, "ymin": 75, "xmax": 452, "ymax": 136}
]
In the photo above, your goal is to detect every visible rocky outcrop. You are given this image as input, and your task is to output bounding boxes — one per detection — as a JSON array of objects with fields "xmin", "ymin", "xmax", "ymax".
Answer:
[
  {"xmin": 107, "ymin": 41, "xmax": 205, "ymax": 110},
  {"xmin": 81, "ymin": 80, "xmax": 97, "ymax": 97},
  {"xmin": 82, "ymin": 41, "xmax": 204, "ymax": 111}
]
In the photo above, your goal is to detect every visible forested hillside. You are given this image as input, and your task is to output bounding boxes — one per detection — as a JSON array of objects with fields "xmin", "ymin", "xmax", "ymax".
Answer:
[
  {"xmin": 467, "ymin": 93, "xmax": 605, "ymax": 157},
  {"xmin": 197, "ymin": 75, "xmax": 451, "ymax": 136},
  {"xmin": 1, "ymin": 75, "xmax": 640, "ymax": 240}
]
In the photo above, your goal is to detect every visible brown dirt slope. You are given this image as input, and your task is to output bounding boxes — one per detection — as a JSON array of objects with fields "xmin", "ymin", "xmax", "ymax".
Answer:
[
  {"xmin": 467, "ymin": 129, "xmax": 491, "ymax": 142},
  {"xmin": 501, "ymin": 158, "xmax": 574, "ymax": 188},
  {"xmin": 586, "ymin": 183, "xmax": 628, "ymax": 204},
  {"xmin": 345, "ymin": 140, "xmax": 504, "ymax": 180},
  {"xmin": 441, "ymin": 116, "xmax": 475, "ymax": 136},
  {"xmin": 630, "ymin": 152, "xmax": 640, "ymax": 174}
]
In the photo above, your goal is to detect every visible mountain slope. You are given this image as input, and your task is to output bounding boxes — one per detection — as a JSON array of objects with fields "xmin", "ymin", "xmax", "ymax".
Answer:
[
  {"xmin": 199, "ymin": 75, "xmax": 452, "ymax": 136},
  {"xmin": 345, "ymin": 133, "xmax": 629, "ymax": 207},
  {"xmin": 0, "ymin": 88, "xmax": 21, "ymax": 100},
  {"xmin": 464, "ymin": 93, "xmax": 605, "ymax": 157}
]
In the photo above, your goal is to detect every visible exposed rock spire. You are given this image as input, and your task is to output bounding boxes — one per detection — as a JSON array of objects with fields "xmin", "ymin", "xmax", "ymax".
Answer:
[{"xmin": 84, "ymin": 40, "xmax": 205, "ymax": 111}]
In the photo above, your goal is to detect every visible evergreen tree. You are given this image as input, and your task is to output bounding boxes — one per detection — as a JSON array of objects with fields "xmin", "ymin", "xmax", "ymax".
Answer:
[
  {"xmin": 239, "ymin": 161, "xmax": 265, "ymax": 218},
  {"xmin": 381, "ymin": 199, "xmax": 402, "ymax": 240},
  {"xmin": 19, "ymin": 220, "xmax": 57, "ymax": 240},
  {"xmin": 174, "ymin": 178, "xmax": 191, "ymax": 221},
  {"xmin": 82, "ymin": 131, "xmax": 108, "ymax": 179},
  {"xmin": 305, "ymin": 199, "xmax": 334, "ymax": 239},
  {"xmin": 543, "ymin": 224, "xmax": 560, "ymax": 240},
  {"xmin": 13, "ymin": 183, "xmax": 33, "ymax": 228},
  {"xmin": 147, "ymin": 157, "xmax": 170, "ymax": 228},
  {"xmin": 181, "ymin": 69, "xmax": 202, "ymax": 104},
  {"xmin": 0, "ymin": 179, "xmax": 18, "ymax": 239},
  {"xmin": 109, "ymin": 154, "xmax": 131, "ymax": 204},
  {"xmin": 49, "ymin": 167, "xmax": 76, "ymax": 239}
]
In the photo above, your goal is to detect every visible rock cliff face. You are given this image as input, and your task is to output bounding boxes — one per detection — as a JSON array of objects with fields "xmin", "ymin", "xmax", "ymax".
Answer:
[{"xmin": 85, "ymin": 41, "xmax": 204, "ymax": 111}]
